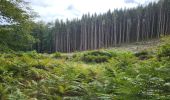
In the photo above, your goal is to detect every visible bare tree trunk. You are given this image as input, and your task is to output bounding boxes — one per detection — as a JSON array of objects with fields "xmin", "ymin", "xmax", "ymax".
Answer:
[
  {"xmin": 137, "ymin": 16, "xmax": 140, "ymax": 42},
  {"xmin": 114, "ymin": 17, "xmax": 117, "ymax": 46}
]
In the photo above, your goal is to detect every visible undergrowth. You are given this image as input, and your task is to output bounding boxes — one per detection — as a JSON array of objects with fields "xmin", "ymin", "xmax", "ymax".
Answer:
[{"xmin": 0, "ymin": 36, "xmax": 170, "ymax": 100}]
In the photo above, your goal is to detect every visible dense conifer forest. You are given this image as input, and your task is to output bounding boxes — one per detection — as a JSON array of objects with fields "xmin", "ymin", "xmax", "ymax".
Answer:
[{"xmin": 31, "ymin": 0, "xmax": 170, "ymax": 53}]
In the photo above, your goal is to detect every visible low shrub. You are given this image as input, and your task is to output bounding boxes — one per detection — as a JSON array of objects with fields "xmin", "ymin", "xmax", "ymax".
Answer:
[
  {"xmin": 54, "ymin": 52, "xmax": 61, "ymax": 58},
  {"xmin": 82, "ymin": 51, "xmax": 112, "ymax": 63},
  {"xmin": 71, "ymin": 53, "xmax": 82, "ymax": 61},
  {"xmin": 157, "ymin": 43, "xmax": 170, "ymax": 59},
  {"xmin": 22, "ymin": 51, "xmax": 43, "ymax": 59},
  {"xmin": 134, "ymin": 50, "xmax": 152, "ymax": 60},
  {"xmin": 0, "ymin": 44, "xmax": 13, "ymax": 53}
]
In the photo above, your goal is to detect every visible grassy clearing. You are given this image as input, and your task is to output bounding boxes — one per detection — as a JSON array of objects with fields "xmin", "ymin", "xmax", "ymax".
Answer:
[{"xmin": 0, "ymin": 36, "xmax": 170, "ymax": 100}]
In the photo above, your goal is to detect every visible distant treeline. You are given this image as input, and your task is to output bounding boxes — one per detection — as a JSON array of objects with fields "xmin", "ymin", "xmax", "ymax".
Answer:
[{"xmin": 32, "ymin": 0, "xmax": 170, "ymax": 53}]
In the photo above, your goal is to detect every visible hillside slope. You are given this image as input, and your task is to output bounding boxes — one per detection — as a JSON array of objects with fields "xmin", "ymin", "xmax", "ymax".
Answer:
[{"xmin": 0, "ymin": 36, "xmax": 170, "ymax": 100}]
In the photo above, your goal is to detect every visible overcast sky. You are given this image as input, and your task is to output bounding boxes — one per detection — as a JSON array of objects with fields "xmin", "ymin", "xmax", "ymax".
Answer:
[{"xmin": 26, "ymin": 0, "xmax": 158, "ymax": 22}]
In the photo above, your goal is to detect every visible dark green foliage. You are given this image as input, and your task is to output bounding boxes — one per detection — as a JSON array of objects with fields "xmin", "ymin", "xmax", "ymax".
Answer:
[
  {"xmin": 83, "ymin": 55, "xmax": 108, "ymax": 63},
  {"xmin": 0, "ymin": 44, "xmax": 13, "ymax": 53},
  {"xmin": 158, "ymin": 43, "xmax": 170, "ymax": 59},
  {"xmin": 134, "ymin": 50, "xmax": 152, "ymax": 60},
  {"xmin": 135, "ymin": 50, "xmax": 148, "ymax": 57},
  {"xmin": 54, "ymin": 52, "xmax": 61, "ymax": 58},
  {"xmin": 31, "ymin": 22, "xmax": 54, "ymax": 53},
  {"xmin": 0, "ymin": 0, "xmax": 36, "ymax": 51},
  {"xmin": 82, "ymin": 51, "xmax": 112, "ymax": 63},
  {"xmin": 24, "ymin": 51, "xmax": 41, "ymax": 58}
]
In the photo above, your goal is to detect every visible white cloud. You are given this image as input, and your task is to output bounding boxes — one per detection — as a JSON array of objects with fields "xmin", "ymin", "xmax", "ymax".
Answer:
[{"xmin": 26, "ymin": 0, "xmax": 158, "ymax": 22}]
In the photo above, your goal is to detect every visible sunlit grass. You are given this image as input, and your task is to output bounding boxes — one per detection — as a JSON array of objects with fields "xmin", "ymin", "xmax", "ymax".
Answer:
[{"xmin": 0, "ymin": 36, "xmax": 170, "ymax": 99}]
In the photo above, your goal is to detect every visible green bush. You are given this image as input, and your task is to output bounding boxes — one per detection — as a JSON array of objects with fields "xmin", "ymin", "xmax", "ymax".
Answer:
[
  {"xmin": 0, "ymin": 44, "xmax": 13, "ymax": 53},
  {"xmin": 158, "ymin": 43, "xmax": 170, "ymax": 59},
  {"xmin": 54, "ymin": 52, "xmax": 61, "ymax": 58},
  {"xmin": 71, "ymin": 53, "xmax": 82, "ymax": 61},
  {"xmin": 87, "ymin": 51, "xmax": 112, "ymax": 57},
  {"xmin": 28, "ymin": 51, "xmax": 43, "ymax": 58},
  {"xmin": 134, "ymin": 50, "xmax": 151, "ymax": 60},
  {"xmin": 82, "ymin": 51, "xmax": 112, "ymax": 63}
]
